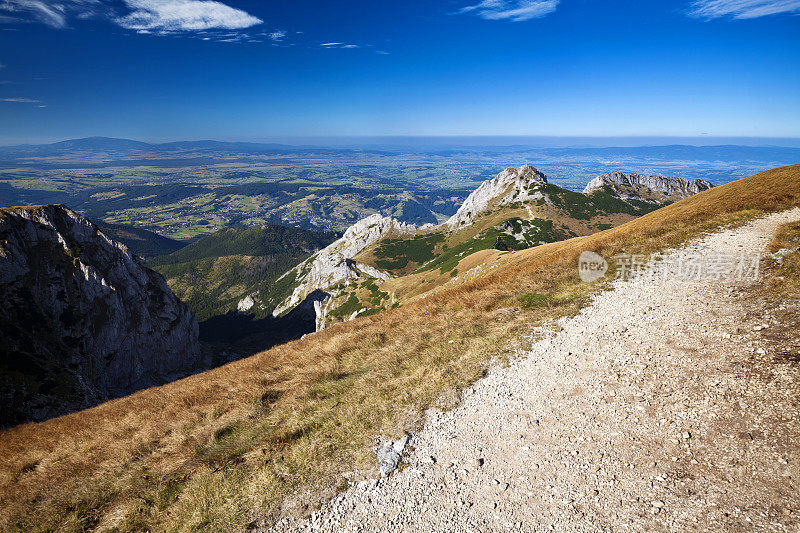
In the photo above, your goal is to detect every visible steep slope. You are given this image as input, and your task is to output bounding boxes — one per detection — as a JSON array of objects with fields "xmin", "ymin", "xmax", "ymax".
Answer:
[
  {"xmin": 281, "ymin": 208, "xmax": 800, "ymax": 533},
  {"xmin": 149, "ymin": 225, "xmax": 336, "ymax": 320},
  {"xmin": 583, "ymin": 172, "xmax": 713, "ymax": 203},
  {"xmin": 1, "ymin": 166, "xmax": 797, "ymax": 532},
  {"xmin": 0, "ymin": 205, "xmax": 201, "ymax": 427},
  {"xmin": 271, "ymin": 215, "xmax": 417, "ymax": 320},
  {"xmin": 95, "ymin": 221, "xmax": 185, "ymax": 258}
]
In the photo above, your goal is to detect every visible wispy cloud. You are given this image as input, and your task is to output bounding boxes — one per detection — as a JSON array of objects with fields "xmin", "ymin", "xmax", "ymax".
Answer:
[
  {"xmin": 458, "ymin": 0, "xmax": 559, "ymax": 21},
  {"xmin": 0, "ymin": 0, "xmax": 263, "ymax": 37},
  {"xmin": 116, "ymin": 0, "xmax": 261, "ymax": 32},
  {"xmin": 687, "ymin": 0, "xmax": 800, "ymax": 18},
  {"xmin": 269, "ymin": 29, "xmax": 286, "ymax": 41},
  {"xmin": 1, "ymin": 96, "xmax": 39, "ymax": 102},
  {"xmin": 320, "ymin": 41, "xmax": 360, "ymax": 49},
  {"xmin": 0, "ymin": 0, "xmax": 100, "ymax": 28}
]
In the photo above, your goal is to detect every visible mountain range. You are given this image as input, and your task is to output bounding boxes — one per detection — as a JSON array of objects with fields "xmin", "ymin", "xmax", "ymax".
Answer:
[
  {"xmin": 264, "ymin": 167, "xmax": 713, "ymax": 330},
  {"xmin": 1, "ymin": 165, "xmax": 795, "ymax": 532},
  {"xmin": 2, "ymin": 137, "xmax": 800, "ymax": 164}
]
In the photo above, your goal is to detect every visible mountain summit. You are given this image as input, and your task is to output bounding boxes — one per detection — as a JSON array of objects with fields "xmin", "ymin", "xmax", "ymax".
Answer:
[
  {"xmin": 445, "ymin": 165, "xmax": 548, "ymax": 228},
  {"xmin": 267, "ymin": 164, "xmax": 715, "ymax": 331}
]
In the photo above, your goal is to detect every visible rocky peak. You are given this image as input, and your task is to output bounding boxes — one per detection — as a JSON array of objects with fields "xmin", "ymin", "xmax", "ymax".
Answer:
[
  {"xmin": 337, "ymin": 214, "xmax": 417, "ymax": 257},
  {"xmin": 272, "ymin": 214, "xmax": 415, "ymax": 320},
  {"xmin": 445, "ymin": 165, "xmax": 548, "ymax": 229},
  {"xmin": 582, "ymin": 172, "xmax": 713, "ymax": 203},
  {"xmin": 0, "ymin": 204, "xmax": 201, "ymax": 426}
]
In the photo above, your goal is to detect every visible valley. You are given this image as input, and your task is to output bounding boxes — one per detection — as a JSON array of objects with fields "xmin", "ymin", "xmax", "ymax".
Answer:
[{"xmin": 1, "ymin": 138, "xmax": 796, "ymax": 240}]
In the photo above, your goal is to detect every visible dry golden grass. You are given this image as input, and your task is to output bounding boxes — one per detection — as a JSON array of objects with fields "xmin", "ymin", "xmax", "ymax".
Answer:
[
  {"xmin": 754, "ymin": 218, "xmax": 800, "ymax": 311},
  {"xmin": 1, "ymin": 165, "xmax": 799, "ymax": 531}
]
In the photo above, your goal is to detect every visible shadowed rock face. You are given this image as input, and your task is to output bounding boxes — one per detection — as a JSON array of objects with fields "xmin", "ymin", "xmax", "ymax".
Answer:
[{"xmin": 0, "ymin": 205, "xmax": 201, "ymax": 427}]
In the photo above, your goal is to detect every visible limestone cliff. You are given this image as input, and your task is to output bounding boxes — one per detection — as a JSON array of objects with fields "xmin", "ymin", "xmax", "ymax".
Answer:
[
  {"xmin": 582, "ymin": 172, "xmax": 713, "ymax": 203},
  {"xmin": 0, "ymin": 205, "xmax": 201, "ymax": 426},
  {"xmin": 272, "ymin": 214, "xmax": 415, "ymax": 321}
]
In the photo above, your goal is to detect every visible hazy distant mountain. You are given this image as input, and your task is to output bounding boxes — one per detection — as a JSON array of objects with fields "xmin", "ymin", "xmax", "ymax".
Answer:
[
  {"xmin": 1, "ymin": 137, "xmax": 799, "ymax": 163},
  {"xmin": 0, "ymin": 137, "xmax": 382, "ymax": 159},
  {"xmin": 0, "ymin": 137, "xmax": 152, "ymax": 157},
  {"xmin": 546, "ymin": 144, "xmax": 800, "ymax": 163}
]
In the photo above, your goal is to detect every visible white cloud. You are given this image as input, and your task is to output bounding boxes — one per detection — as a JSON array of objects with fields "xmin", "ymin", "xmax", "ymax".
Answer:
[
  {"xmin": 459, "ymin": 0, "xmax": 559, "ymax": 21},
  {"xmin": 0, "ymin": 0, "xmax": 100, "ymax": 28},
  {"xmin": 0, "ymin": 0, "xmax": 262, "ymax": 34},
  {"xmin": 688, "ymin": 0, "xmax": 800, "ymax": 18},
  {"xmin": 116, "ymin": 0, "xmax": 262, "ymax": 32},
  {"xmin": 1, "ymin": 97, "xmax": 40, "ymax": 102},
  {"xmin": 269, "ymin": 29, "xmax": 286, "ymax": 41}
]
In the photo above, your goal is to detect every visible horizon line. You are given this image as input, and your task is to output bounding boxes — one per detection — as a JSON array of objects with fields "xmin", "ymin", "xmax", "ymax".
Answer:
[{"xmin": 3, "ymin": 134, "xmax": 800, "ymax": 149}]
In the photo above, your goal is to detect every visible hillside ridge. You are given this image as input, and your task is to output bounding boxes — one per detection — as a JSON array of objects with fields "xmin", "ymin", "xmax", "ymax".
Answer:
[
  {"xmin": 277, "ymin": 207, "xmax": 800, "ymax": 532},
  {"xmin": 583, "ymin": 172, "xmax": 713, "ymax": 202},
  {"xmin": 274, "ymin": 165, "xmax": 701, "ymax": 329}
]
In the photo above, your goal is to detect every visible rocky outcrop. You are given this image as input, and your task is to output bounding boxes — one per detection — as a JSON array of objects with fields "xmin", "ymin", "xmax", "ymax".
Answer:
[
  {"xmin": 237, "ymin": 294, "xmax": 256, "ymax": 312},
  {"xmin": 582, "ymin": 172, "xmax": 713, "ymax": 203},
  {"xmin": 272, "ymin": 214, "xmax": 414, "ymax": 323},
  {"xmin": 0, "ymin": 205, "xmax": 201, "ymax": 427},
  {"xmin": 445, "ymin": 165, "xmax": 548, "ymax": 229}
]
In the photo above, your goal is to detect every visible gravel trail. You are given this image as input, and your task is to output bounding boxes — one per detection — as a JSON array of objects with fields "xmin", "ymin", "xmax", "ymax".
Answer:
[{"xmin": 273, "ymin": 209, "xmax": 800, "ymax": 532}]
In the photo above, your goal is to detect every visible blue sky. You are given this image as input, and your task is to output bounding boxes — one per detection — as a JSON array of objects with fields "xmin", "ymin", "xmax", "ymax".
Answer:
[{"xmin": 0, "ymin": 0, "xmax": 799, "ymax": 143}]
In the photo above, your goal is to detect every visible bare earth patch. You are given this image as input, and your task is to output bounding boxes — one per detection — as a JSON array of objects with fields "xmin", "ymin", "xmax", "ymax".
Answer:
[{"xmin": 273, "ymin": 208, "xmax": 800, "ymax": 532}]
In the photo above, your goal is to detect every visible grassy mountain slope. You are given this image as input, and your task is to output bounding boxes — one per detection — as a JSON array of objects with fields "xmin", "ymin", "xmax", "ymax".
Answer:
[
  {"xmin": 95, "ymin": 221, "xmax": 185, "ymax": 258},
  {"xmin": 0, "ymin": 165, "xmax": 798, "ymax": 532},
  {"xmin": 362, "ymin": 181, "xmax": 658, "ymax": 275},
  {"xmin": 320, "ymin": 180, "xmax": 660, "ymax": 325},
  {"xmin": 149, "ymin": 225, "xmax": 336, "ymax": 320}
]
